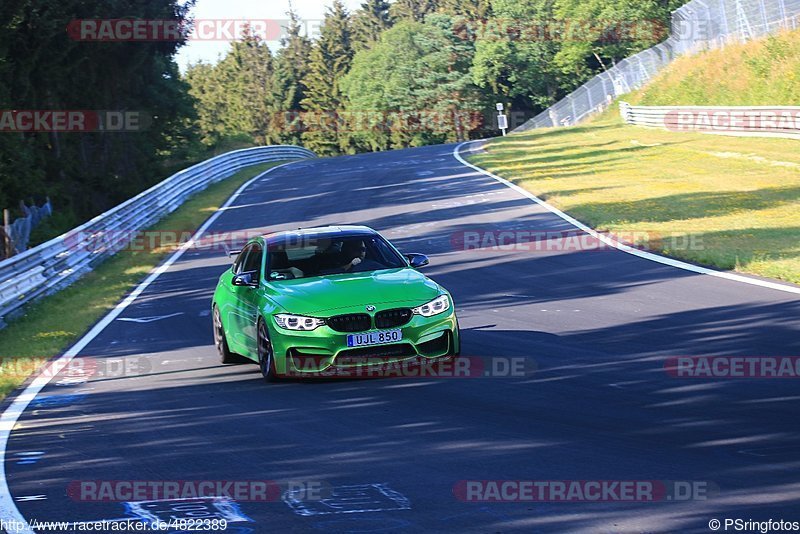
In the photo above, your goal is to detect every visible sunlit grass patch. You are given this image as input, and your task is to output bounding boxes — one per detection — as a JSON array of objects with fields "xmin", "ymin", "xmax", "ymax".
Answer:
[{"xmin": 470, "ymin": 115, "xmax": 800, "ymax": 285}]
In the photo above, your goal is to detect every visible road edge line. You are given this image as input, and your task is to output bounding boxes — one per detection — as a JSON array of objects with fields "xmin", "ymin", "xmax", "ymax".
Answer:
[
  {"xmin": 0, "ymin": 161, "xmax": 299, "ymax": 533},
  {"xmin": 454, "ymin": 140, "xmax": 800, "ymax": 296}
]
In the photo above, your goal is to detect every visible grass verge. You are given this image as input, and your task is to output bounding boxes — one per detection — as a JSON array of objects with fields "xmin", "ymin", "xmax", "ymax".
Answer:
[
  {"xmin": 630, "ymin": 28, "xmax": 800, "ymax": 106},
  {"xmin": 0, "ymin": 161, "xmax": 287, "ymax": 399},
  {"xmin": 468, "ymin": 113, "xmax": 800, "ymax": 285}
]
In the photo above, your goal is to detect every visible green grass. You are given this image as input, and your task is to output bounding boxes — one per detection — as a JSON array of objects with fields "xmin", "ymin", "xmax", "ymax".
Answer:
[
  {"xmin": 469, "ymin": 112, "xmax": 800, "ymax": 285},
  {"xmin": 631, "ymin": 28, "xmax": 800, "ymax": 105},
  {"xmin": 469, "ymin": 28, "xmax": 800, "ymax": 286},
  {"xmin": 0, "ymin": 161, "xmax": 286, "ymax": 399}
]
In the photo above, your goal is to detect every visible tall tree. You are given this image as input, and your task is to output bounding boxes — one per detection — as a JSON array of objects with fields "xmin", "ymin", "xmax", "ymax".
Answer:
[
  {"xmin": 186, "ymin": 25, "xmax": 279, "ymax": 147},
  {"xmin": 0, "ymin": 0, "xmax": 197, "ymax": 236},
  {"xmin": 342, "ymin": 15, "xmax": 486, "ymax": 150},
  {"xmin": 553, "ymin": 0, "xmax": 681, "ymax": 88},
  {"xmin": 271, "ymin": 10, "xmax": 313, "ymax": 145},
  {"xmin": 472, "ymin": 0, "xmax": 562, "ymax": 112},
  {"xmin": 438, "ymin": 0, "xmax": 492, "ymax": 19},
  {"xmin": 301, "ymin": 0, "xmax": 354, "ymax": 155},
  {"xmin": 230, "ymin": 26, "xmax": 276, "ymax": 145},
  {"xmin": 352, "ymin": 0, "xmax": 393, "ymax": 52},
  {"xmin": 389, "ymin": 0, "xmax": 440, "ymax": 22}
]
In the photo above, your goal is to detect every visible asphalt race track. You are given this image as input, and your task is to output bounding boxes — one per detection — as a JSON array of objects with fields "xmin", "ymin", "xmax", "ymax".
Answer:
[{"xmin": 4, "ymin": 143, "xmax": 800, "ymax": 533}]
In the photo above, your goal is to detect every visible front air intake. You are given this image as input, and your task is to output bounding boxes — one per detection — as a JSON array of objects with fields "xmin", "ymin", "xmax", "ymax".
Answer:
[
  {"xmin": 326, "ymin": 313, "xmax": 372, "ymax": 333},
  {"xmin": 375, "ymin": 308, "xmax": 413, "ymax": 329}
]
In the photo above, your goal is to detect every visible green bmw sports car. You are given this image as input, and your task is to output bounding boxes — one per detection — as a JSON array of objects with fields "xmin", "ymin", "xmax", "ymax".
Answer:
[{"xmin": 211, "ymin": 226, "xmax": 460, "ymax": 380}]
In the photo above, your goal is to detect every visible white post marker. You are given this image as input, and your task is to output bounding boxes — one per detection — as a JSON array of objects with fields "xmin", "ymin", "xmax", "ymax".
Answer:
[
  {"xmin": 497, "ymin": 114, "xmax": 508, "ymax": 136},
  {"xmin": 495, "ymin": 103, "xmax": 508, "ymax": 136}
]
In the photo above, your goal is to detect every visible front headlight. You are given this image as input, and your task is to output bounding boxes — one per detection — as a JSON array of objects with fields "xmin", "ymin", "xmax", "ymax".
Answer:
[
  {"xmin": 412, "ymin": 294, "xmax": 451, "ymax": 317},
  {"xmin": 274, "ymin": 314, "xmax": 326, "ymax": 331}
]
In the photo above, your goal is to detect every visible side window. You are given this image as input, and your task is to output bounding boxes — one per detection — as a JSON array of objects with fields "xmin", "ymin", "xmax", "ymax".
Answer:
[
  {"xmin": 242, "ymin": 244, "xmax": 263, "ymax": 278},
  {"xmin": 233, "ymin": 245, "xmax": 252, "ymax": 275}
]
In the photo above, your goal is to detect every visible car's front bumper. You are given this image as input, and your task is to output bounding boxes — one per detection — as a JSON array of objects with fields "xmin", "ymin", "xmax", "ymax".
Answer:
[{"xmin": 268, "ymin": 307, "xmax": 460, "ymax": 377}]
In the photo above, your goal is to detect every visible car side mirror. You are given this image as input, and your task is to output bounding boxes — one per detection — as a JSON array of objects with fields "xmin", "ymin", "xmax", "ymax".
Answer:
[
  {"xmin": 406, "ymin": 253, "xmax": 430, "ymax": 269},
  {"xmin": 232, "ymin": 272, "xmax": 259, "ymax": 287}
]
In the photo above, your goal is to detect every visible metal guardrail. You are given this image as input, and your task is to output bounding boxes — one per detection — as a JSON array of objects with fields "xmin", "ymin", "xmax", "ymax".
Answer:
[
  {"xmin": 515, "ymin": 0, "xmax": 800, "ymax": 131},
  {"xmin": 620, "ymin": 102, "xmax": 800, "ymax": 138},
  {"xmin": 0, "ymin": 145, "xmax": 315, "ymax": 328},
  {"xmin": 2, "ymin": 199, "xmax": 53, "ymax": 259}
]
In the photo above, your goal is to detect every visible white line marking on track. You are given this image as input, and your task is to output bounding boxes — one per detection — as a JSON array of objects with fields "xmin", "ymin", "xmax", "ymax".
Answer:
[
  {"xmin": 14, "ymin": 452, "xmax": 44, "ymax": 465},
  {"xmin": 0, "ymin": 161, "xmax": 300, "ymax": 534},
  {"xmin": 283, "ymin": 483, "xmax": 410, "ymax": 517},
  {"xmin": 117, "ymin": 312, "xmax": 184, "ymax": 323},
  {"xmin": 454, "ymin": 140, "xmax": 800, "ymax": 296},
  {"xmin": 15, "ymin": 496, "xmax": 46, "ymax": 502}
]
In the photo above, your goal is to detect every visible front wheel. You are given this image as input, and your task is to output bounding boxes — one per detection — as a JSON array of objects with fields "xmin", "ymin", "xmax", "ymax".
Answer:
[
  {"xmin": 453, "ymin": 319, "xmax": 461, "ymax": 357},
  {"xmin": 213, "ymin": 306, "xmax": 238, "ymax": 364},
  {"xmin": 257, "ymin": 319, "xmax": 280, "ymax": 382}
]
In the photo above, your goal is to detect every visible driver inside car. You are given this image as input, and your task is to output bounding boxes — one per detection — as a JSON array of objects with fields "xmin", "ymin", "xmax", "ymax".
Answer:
[
  {"xmin": 337, "ymin": 239, "xmax": 387, "ymax": 273},
  {"xmin": 339, "ymin": 239, "xmax": 367, "ymax": 272}
]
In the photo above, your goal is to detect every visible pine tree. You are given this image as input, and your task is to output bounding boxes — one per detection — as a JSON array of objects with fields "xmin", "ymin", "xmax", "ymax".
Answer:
[
  {"xmin": 352, "ymin": 0, "xmax": 393, "ymax": 52},
  {"xmin": 389, "ymin": 0, "xmax": 439, "ymax": 22},
  {"xmin": 301, "ymin": 0, "xmax": 354, "ymax": 155},
  {"xmin": 438, "ymin": 0, "xmax": 491, "ymax": 19},
  {"xmin": 271, "ymin": 10, "xmax": 312, "ymax": 144},
  {"xmin": 230, "ymin": 26, "xmax": 275, "ymax": 145}
]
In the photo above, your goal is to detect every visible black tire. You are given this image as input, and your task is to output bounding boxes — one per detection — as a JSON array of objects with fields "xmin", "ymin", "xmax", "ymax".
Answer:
[
  {"xmin": 453, "ymin": 319, "xmax": 462, "ymax": 357},
  {"xmin": 213, "ymin": 305, "xmax": 239, "ymax": 364},
  {"xmin": 257, "ymin": 319, "xmax": 280, "ymax": 382}
]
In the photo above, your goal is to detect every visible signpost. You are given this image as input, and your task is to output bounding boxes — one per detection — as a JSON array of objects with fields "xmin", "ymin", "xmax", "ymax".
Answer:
[{"xmin": 496, "ymin": 103, "xmax": 508, "ymax": 136}]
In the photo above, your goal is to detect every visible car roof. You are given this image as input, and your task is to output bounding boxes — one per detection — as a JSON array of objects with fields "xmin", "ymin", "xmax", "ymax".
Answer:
[{"xmin": 259, "ymin": 225, "xmax": 378, "ymax": 246}]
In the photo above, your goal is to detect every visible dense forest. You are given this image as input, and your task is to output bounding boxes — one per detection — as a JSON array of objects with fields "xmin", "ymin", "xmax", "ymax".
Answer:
[
  {"xmin": 186, "ymin": 0, "xmax": 684, "ymax": 156},
  {"xmin": 0, "ymin": 0, "xmax": 683, "ymax": 242},
  {"xmin": 0, "ymin": 0, "xmax": 198, "ymax": 239}
]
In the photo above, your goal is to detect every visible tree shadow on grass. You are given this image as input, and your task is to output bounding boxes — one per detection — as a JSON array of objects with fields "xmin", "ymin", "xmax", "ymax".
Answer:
[
  {"xmin": 569, "ymin": 185, "xmax": 800, "ymax": 225},
  {"xmin": 475, "ymin": 142, "xmax": 663, "ymax": 169}
]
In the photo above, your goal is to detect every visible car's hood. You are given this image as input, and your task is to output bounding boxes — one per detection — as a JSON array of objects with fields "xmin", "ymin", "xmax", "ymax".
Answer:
[{"xmin": 263, "ymin": 268, "xmax": 441, "ymax": 315}]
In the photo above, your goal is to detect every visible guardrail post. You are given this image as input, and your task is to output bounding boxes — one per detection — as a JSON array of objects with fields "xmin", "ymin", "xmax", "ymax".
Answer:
[
  {"xmin": 758, "ymin": 0, "xmax": 769, "ymax": 32},
  {"xmin": 2, "ymin": 209, "xmax": 10, "ymax": 260},
  {"xmin": 569, "ymin": 95, "xmax": 577, "ymax": 125},
  {"xmin": 778, "ymin": 0, "xmax": 787, "ymax": 26},
  {"xmin": 720, "ymin": 0, "xmax": 731, "ymax": 36}
]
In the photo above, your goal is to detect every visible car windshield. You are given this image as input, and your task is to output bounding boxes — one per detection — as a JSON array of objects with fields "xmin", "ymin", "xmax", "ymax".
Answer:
[{"xmin": 267, "ymin": 234, "xmax": 407, "ymax": 281}]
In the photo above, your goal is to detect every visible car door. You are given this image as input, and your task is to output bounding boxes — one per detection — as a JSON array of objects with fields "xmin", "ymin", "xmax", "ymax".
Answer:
[
  {"xmin": 225, "ymin": 244, "xmax": 254, "ymax": 352},
  {"xmin": 234, "ymin": 242, "xmax": 264, "ymax": 356}
]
